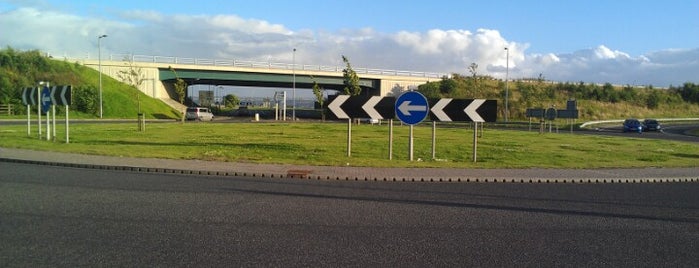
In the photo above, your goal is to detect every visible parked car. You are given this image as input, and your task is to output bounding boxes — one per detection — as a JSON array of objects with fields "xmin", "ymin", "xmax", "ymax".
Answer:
[
  {"xmin": 642, "ymin": 119, "xmax": 661, "ymax": 131},
  {"xmin": 623, "ymin": 119, "xmax": 643, "ymax": 133},
  {"xmin": 185, "ymin": 107, "xmax": 214, "ymax": 121}
]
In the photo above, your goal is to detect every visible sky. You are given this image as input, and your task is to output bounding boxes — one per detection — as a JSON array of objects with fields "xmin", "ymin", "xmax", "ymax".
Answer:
[{"xmin": 1, "ymin": 0, "xmax": 698, "ymax": 88}]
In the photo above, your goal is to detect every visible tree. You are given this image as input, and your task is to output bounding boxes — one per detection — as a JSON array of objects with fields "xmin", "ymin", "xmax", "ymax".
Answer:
[
  {"xmin": 117, "ymin": 56, "xmax": 146, "ymax": 89},
  {"xmin": 341, "ymin": 55, "xmax": 361, "ymax": 95},
  {"xmin": 467, "ymin": 63, "xmax": 479, "ymax": 98},
  {"xmin": 168, "ymin": 66, "xmax": 187, "ymax": 104},
  {"xmin": 312, "ymin": 80, "xmax": 325, "ymax": 121},
  {"xmin": 646, "ymin": 90, "xmax": 661, "ymax": 109},
  {"xmin": 72, "ymin": 85, "xmax": 98, "ymax": 115},
  {"xmin": 439, "ymin": 75, "xmax": 457, "ymax": 96},
  {"xmin": 224, "ymin": 94, "xmax": 240, "ymax": 108},
  {"xmin": 117, "ymin": 56, "xmax": 146, "ymax": 113},
  {"xmin": 417, "ymin": 81, "xmax": 441, "ymax": 99}
]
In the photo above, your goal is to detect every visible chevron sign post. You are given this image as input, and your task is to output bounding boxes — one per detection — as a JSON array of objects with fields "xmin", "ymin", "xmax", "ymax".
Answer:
[
  {"xmin": 21, "ymin": 85, "xmax": 72, "ymax": 143},
  {"xmin": 326, "ymin": 95, "xmax": 395, "ymax": 120},
  {"xmin": 21, "ymin": 87, "xmax": 37, "ymax": 137},
  {"xmin": 429, "ymin": 98, "xmax": 498, "ymax": 122},
  {"xmin": 326, "ymin": 95, "xmax": 396, "ymax": 157},
  {"xmin": 50, "ymin": 85, "xmax": 72, "ymax": 106},
  {"xmin": 428, "ymin": 98, "xmax": 498, "ymax": 163},
  {"xmin": 51, "ymin": 85, "xmax": 72, "ymax": 143}
]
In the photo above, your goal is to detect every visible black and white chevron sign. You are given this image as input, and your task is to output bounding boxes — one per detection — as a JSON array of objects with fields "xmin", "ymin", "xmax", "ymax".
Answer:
[
  {"xmin": 21, "ymin": 87, "xmax": 37, "ymax": 106},
  {"xmin": 21, "ymin": 86, "xmax": 72, "ymax": 106},
  {"xmin": 429, "ymin": 98, "xmax": 497, "ymax": 122},
  {"xmin": 50, "ymin": 85, "xmax": 72, "ymax": 106},
  {"xmin": 326, "ymin": 95, "xmax": 395, "ymax": 120}
]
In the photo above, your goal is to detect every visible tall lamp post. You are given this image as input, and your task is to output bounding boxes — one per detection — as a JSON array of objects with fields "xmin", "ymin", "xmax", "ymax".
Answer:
[
  {"xmin": 292, "ymin": 48, "xmax": 296, "ymax": 121},
  {"xmin": 98, "ymin": 34, "xmax": 108, "ymax": 119},
  {"xmin": 504, "ymin": 47, "xmax": 509, "ymax": 123}
]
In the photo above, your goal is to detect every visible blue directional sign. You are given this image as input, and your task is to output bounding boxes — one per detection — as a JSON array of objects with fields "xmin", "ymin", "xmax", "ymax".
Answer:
[
  {"xmin": 395, "ymin": 91, "xmax": 429, "ymax": 125},
  {"xmin": 41, "ymin": 86, "xmax": 51, "ymax": 113}
]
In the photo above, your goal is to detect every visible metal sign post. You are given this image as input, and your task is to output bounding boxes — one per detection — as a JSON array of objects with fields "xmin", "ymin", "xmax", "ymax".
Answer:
[
  {"xmin": 66, "ymin": 105, "xmax": 70, "ymax": 143},
  {"xmin": 431, "ymin": 121, "xmax": 437, "ymax": 159},
  {"xmin": 37, "ymin": 86, "xmax": 42, "ymax": 139},
  {"xmin": 22, "ymin": 87, "xmax": 36, "ymax": 137},
  {"xmin": 473, "ymin": 122, "xmax": 478, "ymax": 162},
  {"xmin": 41, "ymin": 86, "xmax": 52, "ymax": 141},
  {"xmin": 52, "ymin": 104, "xmax": 56, "ymax": 142},
  {"xmin": 395, "ymin": 91, "xmax": 429, "ymax": 161},
  {"xmin": 26, "ymin": 104, "xmax": 30, "ymax": 136},
  {"xmin": 388, "ymin": 119, "xmax": 393, "ymax": 160},
  {"xmin": 409, "ymin": 125, "xmax": 414, "ymax": 161},
  {"xmin": 347, "ymin": 118, "xmax": 352, "ymax": 157}
]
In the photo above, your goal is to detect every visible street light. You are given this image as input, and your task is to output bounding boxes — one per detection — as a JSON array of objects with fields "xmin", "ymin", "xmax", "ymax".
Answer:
[
  {"xmin": 504, "ymin": 47, "xmax": 509, "ymax": 123},
  {"xmin": 292, "ymin": 48, "xmax": 296, "ymax": 121},
  {"xmin": 98, "ymin": 34, "xmax": 108, "ymax": 119}
]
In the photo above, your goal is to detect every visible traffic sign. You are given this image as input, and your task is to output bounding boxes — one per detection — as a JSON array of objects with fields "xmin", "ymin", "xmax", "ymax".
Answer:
[
  {"xmin": 526, "ymin": 108, "xmax": 545, "ymax": 118},
  {"xmin": 326, "ymin": 95, "xmax": 395, "ymax": 120},
  {"xmin": 41, "ymin": 86, "xmax": 52, "ymax": 113},
  {"xmin": 545, "ymin": 107, "xmax": 557, "ymax": 120},
  {"xmin": 395, "ymin": 91, "xmax": 428, "ymax": 125},
  {"xmin": 21, "ymin": 87, "xmax": 37, "ymax": 106},
  {"xmin": 50, "ymin": 85, "xmax": 72, "ymax": 106},
  {"xmin": 430, "ymin": 98, "xmax": 497, "ymax": 122},
  {"xmin": 556, "ymin": 109, "xmax": 578, "ymax": 119}
]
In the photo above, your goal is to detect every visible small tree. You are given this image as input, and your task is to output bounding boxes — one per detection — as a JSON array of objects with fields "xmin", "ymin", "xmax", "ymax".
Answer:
[
  {"xmin": 72, "ymin": 85, "xmax": 98, "ymax": 115},
  {"xmin": 224, "ymin": 94, "xmax": 240, "ymax": 108},
  {"xmin": 467, "ymin": 62, "xmax": 479, "ymax": 98},
  {"xmin": 168, "ymin": 66, "xmax": 187, "ymax": 105},
  {"xmin": 341, "ymin": 55, "xmax": 361, "ymax": 96},
  {"xmin": 312, "ymin": 80, "xmax": 325, "ymax": 121},
  {"xmin": 117, "ymin": 56, "xmax": 146, "ymax": 113}
]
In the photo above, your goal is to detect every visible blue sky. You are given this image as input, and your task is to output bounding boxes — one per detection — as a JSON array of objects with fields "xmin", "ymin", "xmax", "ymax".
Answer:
[{"xmin": 1, "ymin": 0, "xmax": 697, "ymax": 87}]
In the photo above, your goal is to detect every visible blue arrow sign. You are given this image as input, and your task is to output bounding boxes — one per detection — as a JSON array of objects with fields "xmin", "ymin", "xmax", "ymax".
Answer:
[
  {"xmin": 41, "ymin": 86, "xmax": 51, "ymax": 113},
  {"xmin": 395, "ymin": 91, "xmax": 428, "ymax": 125}
]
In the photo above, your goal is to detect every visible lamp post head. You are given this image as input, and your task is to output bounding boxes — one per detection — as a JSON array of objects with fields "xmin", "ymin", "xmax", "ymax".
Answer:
[{"xmin": 99, "ymin": 34, "xmax": 108, "ymax": 39}]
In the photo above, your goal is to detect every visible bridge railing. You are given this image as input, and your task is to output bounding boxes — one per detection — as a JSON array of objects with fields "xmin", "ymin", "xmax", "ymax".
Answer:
[{"xmin": 53, "ymin": 52, "xmax": 446, "ymax": 79}]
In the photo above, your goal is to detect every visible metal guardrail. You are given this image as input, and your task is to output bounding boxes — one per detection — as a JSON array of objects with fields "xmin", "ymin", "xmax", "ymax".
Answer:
[{"xmin": 54, "ymin": 52, "xmax": 446, "ymax": 79}]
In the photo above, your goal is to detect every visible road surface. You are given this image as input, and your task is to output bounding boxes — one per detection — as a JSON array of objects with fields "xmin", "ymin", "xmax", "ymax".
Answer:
[{"xmin": 2, "ymin": 162, "xmax": 697, "ymax": 267}]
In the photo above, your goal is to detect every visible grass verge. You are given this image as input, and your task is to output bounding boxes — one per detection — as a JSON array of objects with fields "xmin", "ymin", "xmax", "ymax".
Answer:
[{"xmin": 1, "ymin": 121, "xmax": 697, "ymax": 169}]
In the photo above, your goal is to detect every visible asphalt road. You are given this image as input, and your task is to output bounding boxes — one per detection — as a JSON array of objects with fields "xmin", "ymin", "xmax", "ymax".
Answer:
[
  {"xmin": 582, "ymin": 124, "xmax": 699, "ymax": 143},
  {"xmin": 2, "ymin": 162, "xmax": 697, "ymax": 267}
]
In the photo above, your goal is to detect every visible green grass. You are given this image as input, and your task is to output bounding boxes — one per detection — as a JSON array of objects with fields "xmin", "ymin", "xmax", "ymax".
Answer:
[{"xmin": 1, "ymin": 121, "xmax": 697, "ymax": 169}]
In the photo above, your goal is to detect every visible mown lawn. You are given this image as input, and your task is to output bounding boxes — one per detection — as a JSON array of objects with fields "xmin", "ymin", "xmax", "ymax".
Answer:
[{"xmin": 1, "ymin": 121, "xmax": 698, "ymax": 168}]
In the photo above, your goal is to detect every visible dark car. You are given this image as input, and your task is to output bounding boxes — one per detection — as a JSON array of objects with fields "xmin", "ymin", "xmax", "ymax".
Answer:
[
  {"xmin": 623, "ymin": 119, "xmax": 643, "ymax": 133},
  {"xmin": 642, "ymin": 119, "xmax": 661, "ymax": 131}
]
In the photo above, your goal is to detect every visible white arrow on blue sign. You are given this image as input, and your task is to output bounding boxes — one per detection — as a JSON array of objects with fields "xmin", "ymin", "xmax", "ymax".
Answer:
[
  {"xmin": 41, "ymin": 86, "xmax": 52, "ymax": 113},
  {"xmin": 395, "ymin": 91, "xmax": 428, "ymax": 125}
]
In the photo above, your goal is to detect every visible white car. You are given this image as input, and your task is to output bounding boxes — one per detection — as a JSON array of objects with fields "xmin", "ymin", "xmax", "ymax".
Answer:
[{"xmin": 185, "ymin": 107, "xmax": 214, "ymax": 121}]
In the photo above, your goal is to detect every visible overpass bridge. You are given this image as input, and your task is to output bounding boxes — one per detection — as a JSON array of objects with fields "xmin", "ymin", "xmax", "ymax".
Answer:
[{"xmin": 75, "ymin": 54, "xmax": 445, "ymax": 112}]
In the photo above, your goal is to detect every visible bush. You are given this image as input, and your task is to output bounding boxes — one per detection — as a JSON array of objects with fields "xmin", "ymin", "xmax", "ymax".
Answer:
[{"xmin": 72, "ymin": 85, "xmax": 98, "ymax": 115}]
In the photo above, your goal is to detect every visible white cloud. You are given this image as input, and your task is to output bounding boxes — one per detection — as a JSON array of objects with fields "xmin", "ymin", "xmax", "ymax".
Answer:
[{"xmin": 0, "ymin": 6, "xmax": 696, "ymax": 87}]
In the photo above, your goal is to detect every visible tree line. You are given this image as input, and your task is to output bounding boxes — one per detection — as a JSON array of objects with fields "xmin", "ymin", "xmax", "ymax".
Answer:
[{"xmin": 416, "ymin": 69, "xmax": 699, "ymax": 119}]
